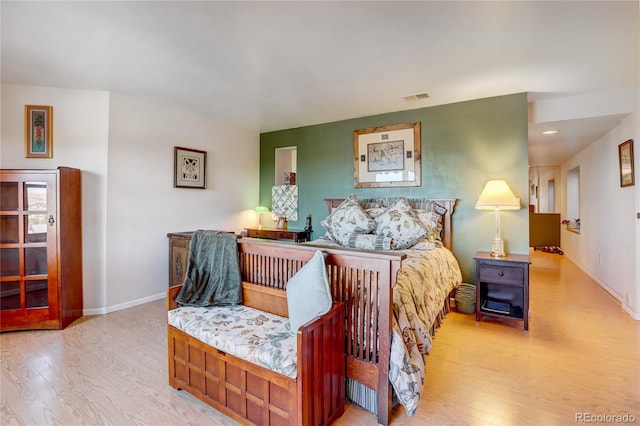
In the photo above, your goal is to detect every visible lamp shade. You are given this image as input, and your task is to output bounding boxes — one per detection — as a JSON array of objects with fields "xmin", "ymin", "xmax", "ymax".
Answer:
[
  {"xmin": 254, "ymin": 206, "xmax": 270, "ymax": 213},
  {"xmin": 475, "ymin": 180, "xmax": 520, "ymax": 210}
]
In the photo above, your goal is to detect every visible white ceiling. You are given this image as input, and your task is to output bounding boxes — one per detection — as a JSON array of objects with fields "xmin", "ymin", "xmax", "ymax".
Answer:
[{"xmin": 2, "ymin": 1, "xmax": 638, "ymax": 167}]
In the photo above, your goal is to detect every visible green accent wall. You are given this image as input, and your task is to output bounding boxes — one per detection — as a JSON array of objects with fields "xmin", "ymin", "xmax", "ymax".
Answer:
[{"xmin": 260, "ymin": 93, "xmax": 529, "ymax": 282}]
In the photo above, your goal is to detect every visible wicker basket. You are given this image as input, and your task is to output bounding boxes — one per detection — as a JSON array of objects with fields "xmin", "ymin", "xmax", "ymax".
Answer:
[{"xmin": 455, "ymin": 283, "xmax": 476, "ymax": 314}]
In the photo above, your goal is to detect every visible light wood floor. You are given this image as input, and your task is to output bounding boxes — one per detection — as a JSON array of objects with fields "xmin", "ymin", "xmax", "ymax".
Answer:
[{"xmin": 2, "ymin": 250, "xmax": 639, "ymax": 425}]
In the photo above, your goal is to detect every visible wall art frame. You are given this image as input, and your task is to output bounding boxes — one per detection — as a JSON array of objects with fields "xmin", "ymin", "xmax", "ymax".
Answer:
[
  {"xmin": 353, "ymin": 121, "xmax": 421, "ymax": 188},
  {"xmin": 618, "ymin": 139, "xmax": 634, "ymax": 187},
  {"xmin": 174, "ymin": 146, "xmax": 207, "ymax": 189},
  {"xmin": 25, "ymin": 105, "xmax": 53, "ymax": 158},
  {"xmin": 275, "ymin": 216, "xmax": 288, "ymax": 230}
]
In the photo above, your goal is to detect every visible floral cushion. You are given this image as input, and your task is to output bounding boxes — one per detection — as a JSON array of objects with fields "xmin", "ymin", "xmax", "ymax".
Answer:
[
  {"xmin": 347, "ymin": 233, "xmax": 392, "ymax": 250},
  {"xmin": 320, "ymin": 194, "xmax": 376, "ymax": 246},
  {"xmin": 374, "ymin": 198, "xmax": 428, "ymax": 250},
  {"xmin": 168, "ymin": 305, "xmax": 297, "ymax": 378},
  {"xmin": 364, "ymin": 207, "xmax": 387, "ymax": 219},
  {"xmin": 413, "ymin": 208, "xmax": 444, "ymax": 248}
]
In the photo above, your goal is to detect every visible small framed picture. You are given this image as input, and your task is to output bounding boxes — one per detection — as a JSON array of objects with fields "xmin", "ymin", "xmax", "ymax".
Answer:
[
  {"xmin": 174, "ymin": 146, "xmax": 206, "ymax": 189},
  {"xmin": 275, "ymin": 216, "xmax": 288, "ymax": 230},
  {"xmin": 618, "ymin": 139, "xmax": 634, "ymax": 187},
  {"xmin": 25, "ymin": 105, "xmax": 53, "ymax": 158}
]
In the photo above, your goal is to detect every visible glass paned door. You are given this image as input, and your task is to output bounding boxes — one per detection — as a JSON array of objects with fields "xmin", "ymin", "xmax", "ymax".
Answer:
[{"xmin": 0, "ymin": 172, "xmax": 57, "ymax": 325}]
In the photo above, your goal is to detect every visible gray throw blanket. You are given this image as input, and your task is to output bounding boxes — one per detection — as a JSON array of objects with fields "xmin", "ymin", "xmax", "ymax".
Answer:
[{"xmin": 175, "ymin": 230, "xmax": 242, "ymax": 307}]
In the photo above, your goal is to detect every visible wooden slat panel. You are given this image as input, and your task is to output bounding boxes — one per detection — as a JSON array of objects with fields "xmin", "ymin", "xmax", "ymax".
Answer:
[{"xmin": 234, "ymin": 238, "xmax": 403, "ymax": 425}]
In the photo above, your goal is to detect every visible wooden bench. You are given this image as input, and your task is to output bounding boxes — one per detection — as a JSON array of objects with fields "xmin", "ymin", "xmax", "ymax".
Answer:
[{"xmin": 167, "ymin": 281, "xmax": 345, "ymax": 425}]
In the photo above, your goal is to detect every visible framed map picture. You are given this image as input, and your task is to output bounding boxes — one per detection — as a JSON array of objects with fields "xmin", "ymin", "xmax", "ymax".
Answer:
[{"xmin": 353, "ymin": 122, "xmax": 421, "ymax": 188}]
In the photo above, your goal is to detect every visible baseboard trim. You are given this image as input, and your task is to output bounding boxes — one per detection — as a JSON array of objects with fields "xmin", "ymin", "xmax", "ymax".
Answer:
[
  {"xmin": 564, "ymin": 253, "xmax": 639, "ymax": 321},
  {"xmin": 83, "ymin": 292, "xmax": 166, "ymax": 316}
]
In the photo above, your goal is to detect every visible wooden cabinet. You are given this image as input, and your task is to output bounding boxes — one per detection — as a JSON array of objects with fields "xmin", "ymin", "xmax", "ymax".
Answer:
[
  {"xmin": 1, "ymin": 167, "xmax": 83, "ymax": 331},
  {"xmin": 474, "ymin": 251, "xmax": 530, "ymax": 330},
  {"xmin": 244, "ymin": 228, "xmax": 311, "ymax": 242},
  {"xmin": 167, "ymin": 232, "xmax": 192, "ymax": 287}
]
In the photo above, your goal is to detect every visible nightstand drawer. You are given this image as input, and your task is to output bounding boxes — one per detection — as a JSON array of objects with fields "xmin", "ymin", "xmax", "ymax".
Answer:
[
  {"xmin": 478, "ymin": 264, "xmax": 523, "ymax": 285},
  {"xmin": 247, "ymin": 229, "xmax": 261, "ymax": 238}
]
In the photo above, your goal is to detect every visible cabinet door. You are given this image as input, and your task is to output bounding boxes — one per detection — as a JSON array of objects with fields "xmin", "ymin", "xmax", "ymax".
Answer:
[{"xmin": 1, "ymin": 172, "xmax": 58, "ymax": 328}]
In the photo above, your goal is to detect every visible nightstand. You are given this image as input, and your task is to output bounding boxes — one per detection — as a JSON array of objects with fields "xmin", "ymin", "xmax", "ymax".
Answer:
[
  {"xmin": 474, "ymin": 251, "xmax": 531, "ymax": 330},
  {"xmin": 244, "ymin": 228, "xmax": 311, "ymax": 243}
]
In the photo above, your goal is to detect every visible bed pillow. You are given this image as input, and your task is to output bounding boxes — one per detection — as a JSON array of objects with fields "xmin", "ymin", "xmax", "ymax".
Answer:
[
  {"xmin": 286, "ymin": 250, "xmax": 333, "ymax": 334},
  {"xmin": 347, "ymin": 233, "xmax": 392, "ymax": 251},
  {"xmin": 374, "ymin": 198, "xmax": 428, "ymax": 250},
  {"xmin": 320, "ymin": 194, "xmax": 376, "ymax": 246},
  {"xmin": 365, "ymin": 207, "xmax": 387, "ymax": 219},
  {"xmin": 414, "ymin": 207, "xmax": 444, "ymax": 248}
]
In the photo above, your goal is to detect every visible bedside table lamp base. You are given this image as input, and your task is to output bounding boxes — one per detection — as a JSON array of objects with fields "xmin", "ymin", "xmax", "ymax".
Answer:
[{"xmin": 491, "ymin": 236, "xmax": 505, "ymax": 257}]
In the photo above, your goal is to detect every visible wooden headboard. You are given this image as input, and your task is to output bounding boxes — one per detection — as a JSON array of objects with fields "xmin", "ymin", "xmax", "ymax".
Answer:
[{"xmin": 324, "ymin": 197, "xmax": 456, "ymax": 249}]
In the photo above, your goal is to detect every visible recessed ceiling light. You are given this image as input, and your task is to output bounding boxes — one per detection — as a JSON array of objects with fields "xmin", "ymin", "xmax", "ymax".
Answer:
[{"xmin": 543, "ymin": 130, "xmax": 558, "ymax": 135}]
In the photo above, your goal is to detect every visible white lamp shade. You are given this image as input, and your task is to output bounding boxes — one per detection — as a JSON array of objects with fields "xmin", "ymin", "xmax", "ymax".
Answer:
[
  {"xmin": 475, "ymin": 180, "xmax": 521, "ymax": 210},
  {"xmin": 254, "ymin": 206, "xmax": 270, "ymax": 213}
]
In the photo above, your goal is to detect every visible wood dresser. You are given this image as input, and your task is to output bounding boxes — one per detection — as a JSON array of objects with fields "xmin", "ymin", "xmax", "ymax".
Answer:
[{"xmin": 167, "ymin": 232, "xmax": 193, "ymax": 287}]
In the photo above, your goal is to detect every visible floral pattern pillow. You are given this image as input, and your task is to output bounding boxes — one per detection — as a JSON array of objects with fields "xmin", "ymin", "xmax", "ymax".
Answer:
[
  {"xmin": 414, "ymin": 209, "xmax": 444, "ymax": 248},
  {"xmin": 321, "ymin": 195, "xmax": 376, "ymax": 246},
  {"xmin": 347, "ymin": 233, "xmax": 392, "ymax": 250},
  {"xmin": 365, "ymin": 207, "xmax": 387, "ymax": 219},
  {"xmin": 374, "ymin": 198, "xmax": 428, "ymax": 249}
]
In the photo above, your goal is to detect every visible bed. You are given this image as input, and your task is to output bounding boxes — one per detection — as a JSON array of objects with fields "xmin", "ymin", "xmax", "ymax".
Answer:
[
  {"xmin": 312, "ymin": 196, "xmax": 463, "ymax": 423},
  {"xmin": 181, "ymin": 196, "xmax": 461, "ymax": 424}
]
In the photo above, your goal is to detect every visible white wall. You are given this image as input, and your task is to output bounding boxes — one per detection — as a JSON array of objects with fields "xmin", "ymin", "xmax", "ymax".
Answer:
[
  {"xmin": 1, "ymin": 85, "xmax": 260, "ymax": 314},
  {"xmin": 105, "ymin": 93, "xmax": 259, "ymax": 311},
  {"xmin": 561, "ymin": 110, "xmax": 639, "ymax": 319},
  {"xmin": 1, "ymin": 84, "xmax": 110, "ymax": 311}
]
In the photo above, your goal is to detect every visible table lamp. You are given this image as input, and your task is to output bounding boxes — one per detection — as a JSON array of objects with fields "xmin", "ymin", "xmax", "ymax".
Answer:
[
  {"xmin": 475, "ymin": 180, "xmax": 520, "ymax": 257},
  {"xmin": 254, "ymin": 206, "xmax": 270, "ymax": 229}
]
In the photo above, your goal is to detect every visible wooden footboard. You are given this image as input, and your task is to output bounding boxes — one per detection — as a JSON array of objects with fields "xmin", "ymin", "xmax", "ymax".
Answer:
[
  {"xmin": 167, "ymin": 283, "xmax": 345, "ymax": 425},
  {"xmin": 236, "ymin": 239, "xmax": 404, "ymax": 426}
]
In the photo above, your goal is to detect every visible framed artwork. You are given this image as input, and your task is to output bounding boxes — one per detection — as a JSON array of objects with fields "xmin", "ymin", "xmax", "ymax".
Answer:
[
  {"xmin": 174, "ymin": 146, "xmax": 207, "ymax": 189},
  {"xmin": 618, "ymin": 139, "xmax": 634, "ymax": 187},
  {"xmin": 25, "ymin": 105, "xmax": 53, "ymax": 158},
  {"xmin": 275, "ymin": 216, "xmax": 288, "ymax": 230},
  {"xmin": 353, "ymin": 121, "xmax": 421, "ymax": 188}
]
